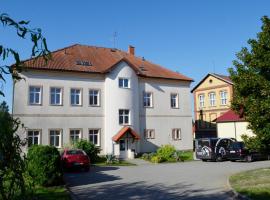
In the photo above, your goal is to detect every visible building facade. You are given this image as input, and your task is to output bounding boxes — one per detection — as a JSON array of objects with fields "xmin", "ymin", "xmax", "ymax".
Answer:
[
  {"xmin": 191, "ymin": 73, "xmax": 233, "ymax": 138},
  {"xmin": 13, "ymin": 44, "xmax": 193, "ymax": 158}
]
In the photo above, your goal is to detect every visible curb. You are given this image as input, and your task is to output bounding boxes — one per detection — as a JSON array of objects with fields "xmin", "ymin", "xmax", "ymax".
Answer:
[
  {"xmin": 226, "ymin": 177, "xmax": 250, "ymax": 200},
  {"xmin": 65, "ymin": 184, "xmax": 79, "ymax": 200}
]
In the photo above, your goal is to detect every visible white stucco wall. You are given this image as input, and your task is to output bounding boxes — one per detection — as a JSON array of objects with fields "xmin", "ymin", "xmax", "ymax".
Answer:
[{"xmin": 217, "ymin": 121, "xmax": 254, "ymax": 141}]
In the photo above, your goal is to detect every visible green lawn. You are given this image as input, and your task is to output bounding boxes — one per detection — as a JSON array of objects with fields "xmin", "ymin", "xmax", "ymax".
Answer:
[
  {"xmin": 34, "ymin": 186, "xmax": 71, "ymax": 200},
  {"xmin": 229, "ymin": 168, "xmax": 270, "ymax": 200}
]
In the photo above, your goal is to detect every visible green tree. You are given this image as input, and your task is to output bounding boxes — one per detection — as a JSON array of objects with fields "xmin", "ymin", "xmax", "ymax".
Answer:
[{"xmin": 229, "ymin": 16, "xmax": 270, "ymax": 153}]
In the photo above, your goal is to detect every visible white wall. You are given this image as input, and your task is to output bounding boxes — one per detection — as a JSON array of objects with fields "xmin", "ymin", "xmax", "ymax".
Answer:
[{"xmin": 217, "ymin": 121, "xmax": 254, "ymax": 141}]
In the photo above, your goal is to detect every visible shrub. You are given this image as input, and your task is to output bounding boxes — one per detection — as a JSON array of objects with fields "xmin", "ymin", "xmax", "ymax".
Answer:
[
  {"xmin": 105, "ymin": 154, "xmax": 119, "ymax": 164},
  {"xmin": 27, "ymin": 145, "xmax": 63, "ymax": 186},
  {"xmin": 141, "ymin": 153, "xmax": 150, "ymax": 160},
  {"xmin": 157, "ymin": 145, "xmax": 176, "ymax": 161},
  {"xmin": 150, "ymin": 155, "xmax": 164, "ymax": 163},
  {"xmin": 74, "ymin": 140, "xmax": 101, "ymax": 163}
]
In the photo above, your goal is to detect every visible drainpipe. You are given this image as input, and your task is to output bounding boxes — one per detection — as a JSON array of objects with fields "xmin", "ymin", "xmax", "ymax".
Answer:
[{"xmin": 234, "ymin": 122, "xmax": 237, "ymax": 140}]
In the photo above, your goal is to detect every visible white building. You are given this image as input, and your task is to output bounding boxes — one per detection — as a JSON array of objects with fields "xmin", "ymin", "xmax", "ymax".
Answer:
[{"xmin": 13, "ymin": 44, "xmax": 193, "ymax": 159}]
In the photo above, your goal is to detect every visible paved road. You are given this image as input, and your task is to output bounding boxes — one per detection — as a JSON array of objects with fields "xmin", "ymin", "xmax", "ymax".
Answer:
[{"xmin": 64, "ymin": 160, "xmax": 270, "ymax": 200}]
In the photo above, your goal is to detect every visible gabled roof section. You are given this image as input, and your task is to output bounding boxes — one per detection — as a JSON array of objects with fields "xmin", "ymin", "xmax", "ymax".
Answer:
[
  {"xmin": 191, "ymin": 73, "xmax": 233, "ymax": 92},
  {"xmin": 215, "ymin": 110, "xmax": 245, "ymax": 123},
  {"xmin": 112, "ymin": 126, "xmax": 140, "ymax": 142},
  {"xmin": 22, "ymin": 44, "xmax": 193, "ymax": 81}
]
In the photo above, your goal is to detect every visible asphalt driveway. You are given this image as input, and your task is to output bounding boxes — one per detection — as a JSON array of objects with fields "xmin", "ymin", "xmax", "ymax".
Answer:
[{"xmin": 64, "ymin": 160, "xmax": 270, "ymax": 200}]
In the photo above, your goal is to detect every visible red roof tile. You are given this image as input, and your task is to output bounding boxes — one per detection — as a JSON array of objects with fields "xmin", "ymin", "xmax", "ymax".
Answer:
[
  {"xmin": 215, "ymin": 110, "xmax": 245, "ymax": 122},
  {"xmin": 112, "ymin": 126, "xmax": 140, "ymax": 142},
  {"xmin": 23, "ymin": 44, "xmax": 193, "ymax": 81}
]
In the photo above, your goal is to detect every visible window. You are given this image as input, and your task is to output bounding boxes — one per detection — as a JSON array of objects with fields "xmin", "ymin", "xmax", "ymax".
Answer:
[
  {"xmin": 145, "ymin": 129, "xmax": 155, "ymax": 139},
  {"xmin": 29, "ymin": 86, "xmax": 42, "ymax": 105},
  {"xmin": 119, "ymin": 109, "xmax": 130, "ymax": 125},
  {"xmin": 171, "ymin": 93, "xmax": 179, "ymax": 108},
  {"xmin": 50, "ymin": 87, "xmax": 62, "ymax": 105},
  {"xmin": 209, "ymin": 92, "xmax": 216, "ymax": 107},
  {"xmin": 70, "ymin": 129, "xmax": 81, "ymax": 143},
  {"xmin": 119, "ymin": 78, "xmax": 130, "ymax": 88},
  {"xmin": 71, "ymin": 88, "xmax": 82, "ymax": 106},
  {"xmin": 49, "ymin": 130, "xmax": 61, "ymax": 148},
  {"xmin": 27, "ymin": 130, "xmax": 40, "ymax": 147},
  {"xmin": 172, "ymin": 129, "xmax": 181, "ymax": 140},
  {"xmin": 220, "ymin": 91, "xmax": 227, "ymax": 105},
  {"xmin": 89, "ymin": 89, "xmax": 100, "ymax": 106},
  {"xmin": 198, "ymin": 94, "xmax": 205, "ymax": 108},
  {"xmin": 89, "ymin": 129, "xmax": 100, "ymax": 146},
  {"xmin": 143, "ymin": 92, "xmax": 153, "ymax": 107}
]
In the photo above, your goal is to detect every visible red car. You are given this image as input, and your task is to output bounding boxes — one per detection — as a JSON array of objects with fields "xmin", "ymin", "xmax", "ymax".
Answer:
[{"xmin": 61, "ymin": 149, "xmax": 90, "ymax": 172}]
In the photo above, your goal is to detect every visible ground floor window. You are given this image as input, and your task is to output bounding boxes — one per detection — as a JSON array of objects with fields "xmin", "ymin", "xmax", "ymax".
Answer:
[
  {"xmin": 49, "ymin": 129, "xmax": 61, "ymax": 148},
  {"xmin": 172, "ymin": 129, "xmax": 181, "ymax": 140},
  {"xmin": 70, "ymin": 129, "xmax": 81, "ymax": 143},
  {"xmin": 27, "ymin": 130, "xmax": 40, "ymax": 147},
  {"xmin": 144, "ymin": 129, "xmax": 155, "ymax": 139},
  {"xmin": 89, "ymin": 129, "xmax": 100, "ymax": 146}
]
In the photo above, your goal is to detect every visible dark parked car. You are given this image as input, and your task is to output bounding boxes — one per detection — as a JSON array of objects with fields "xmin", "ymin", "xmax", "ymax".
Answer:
[
  {"xmin": 195, "ymin": 138, "xmax": 236, "ymax": 161},
  {"xmin": 227, "ymin": 141, "xmax": 270, "ymax": 162},
  {"xmin": 61, "ymin": 149, "xmax": 90, "ymax": 171}
]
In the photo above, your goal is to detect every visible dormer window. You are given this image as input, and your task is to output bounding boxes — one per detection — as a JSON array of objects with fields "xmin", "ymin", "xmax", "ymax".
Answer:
[{"xmin": 76, "ymin": 60, "xmax": 92, "ymax": 66}]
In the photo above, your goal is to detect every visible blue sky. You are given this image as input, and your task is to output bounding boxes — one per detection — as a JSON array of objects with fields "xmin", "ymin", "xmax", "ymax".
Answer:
[{"xmin": 1, "ymin": 0, "xmax": 270, "ymax": 109}]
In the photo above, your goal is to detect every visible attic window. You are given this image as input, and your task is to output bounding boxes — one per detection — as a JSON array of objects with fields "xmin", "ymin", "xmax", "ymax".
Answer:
[
  {"xmin": 209, "ymin": 79, "xmax": 213, "ymax": 83},
  {"xmin": 139, "ymin": 66, "xmax": 147, "ymax": 71},
  {"xmin": 76, "ymin": 60, "xmax": 92, "ymax": 66}
]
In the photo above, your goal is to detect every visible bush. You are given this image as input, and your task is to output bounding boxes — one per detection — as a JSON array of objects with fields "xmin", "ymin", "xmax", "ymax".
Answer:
[
  {"xmin": 74, "ymin": 140, "xmax": 101, "ymax": 163},
  {"xmin": 157, "ymin": 145, "xmax": 176, "ymax": 161},
  {"xmin": 150, "ymin": 155, "xmax": 164, "ymax": 163},
  {"xmin": 105, "ymin": 154, "xmax": 119, "ymax": 164},
  {"xmin": 141, "ymin": 153, "xmax": 150, "ymax": 160},
  {"xmin": 27, "ymin": 145, "xmax": 63, "ymax": 186}
]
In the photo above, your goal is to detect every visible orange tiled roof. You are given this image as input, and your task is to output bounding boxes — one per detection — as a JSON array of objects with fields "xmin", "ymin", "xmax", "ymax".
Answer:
[
  {"xmin": 23, "ymin": 44, "xmax": 193, "ymax": 81},
  {"xmin": 112, "ymin": 126, "xmax": 140, "ymax": 142}
]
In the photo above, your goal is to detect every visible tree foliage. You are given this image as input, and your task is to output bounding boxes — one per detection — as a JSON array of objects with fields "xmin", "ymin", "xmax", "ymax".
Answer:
[
  {"xmin": 0, "ymin": 13, "xmax": 50, "ymax": 96},
  {"xmin": 229, "ymin": 16, "xmax": 270, "ymax": 153}
]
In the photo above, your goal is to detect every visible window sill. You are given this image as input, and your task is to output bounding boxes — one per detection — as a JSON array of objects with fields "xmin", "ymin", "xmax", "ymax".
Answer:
[
  {"xmin": 171, "ymin": 107, "xmax": 179, "ymax": 109},
  {"xmin": 29, "ymin": 103, "xmax": 42, "ymax": 106},
  {"xmin": 71, "ymin": 104, "xmax": 83, "ymax": 107},
  {"xmin": 89, "ymin": 105, "xmax": 101, "ymax": 107},
  {"xmin": 50, "ymin": 104, "xmax": 63, "ymax": 106}
]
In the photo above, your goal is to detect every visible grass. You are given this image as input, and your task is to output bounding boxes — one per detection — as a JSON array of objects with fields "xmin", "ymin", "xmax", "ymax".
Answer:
[
  {"xmin": 34, "ymin": 185, "xmax": 71, "ymax": 200},
  {"xmin": 229, "ymin": 168, "xmax": 270, "ymax": 200}
]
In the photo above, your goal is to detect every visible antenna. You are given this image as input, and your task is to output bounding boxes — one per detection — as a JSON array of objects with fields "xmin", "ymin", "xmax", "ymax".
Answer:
[{"xmin": 113, "ymin": 31, "xmax": 118, "ymax": 48}]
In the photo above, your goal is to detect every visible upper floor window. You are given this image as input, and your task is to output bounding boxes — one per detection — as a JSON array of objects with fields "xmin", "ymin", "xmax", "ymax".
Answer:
[
  {"xmin": 220, "ymin": 91, "xmax": 228, "ymax": 105},
  {"xmin": 27, "ymin": 130, "xmax": 41, "ymax": 147},
  {"xmin": 89, "ymin": 129, "xmax": 100, "ymax": 146},
  {"xmin": 143, "ymin": 92, "xmax": 153, "ymax": 107},
  {"xmin": 50, "ymin": 87, "xmax": 62, "ymax": 105},
  {"xmin": 119, "ymin": 109, "xmax": 130, "ymax": 125},
  {"xmin": 119, "ymin": 78, "xmax": 130, "ymax": 88},
  {"xmin": 209, "ymin": 92, "xmax": 216, "ymax": 107},
  {"xmin": 29, "ymin": 86, "xmax": 42, "ymax": 105},
  {"xmin": 89, "ymin": 89, "xmax": 100, "ymax": 106},
  {"xmin": 198, "ymin": 94, "xmax": 205, "ymax": 108},
  {"xmin": 172, "ymin": 129, "xmax": 181, "ymax": 140},
  {"xmin": 49, "ymin": 129, "xmax": 61, "ymax": 148},
  {"xmin": 171, "ymin": 93, "xmax": 179, "ymax": 108},
  {"xmin": 71, "ymin": 88, "xmax": 82, "ymax": 106},
  {"xmin": 145, "ymin": 129, "xmax": 155, "ymax": 139},
  {"xmin": 70, "ymin": 129, "xmax": 81, "ymax": 143}
]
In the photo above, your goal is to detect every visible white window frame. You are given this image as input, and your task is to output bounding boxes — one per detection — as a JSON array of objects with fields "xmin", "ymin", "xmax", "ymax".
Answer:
[
  {"xmin": 50, "ymin": 87, "xmax": 62, "ymax": 105},
  {"xmin": 172, "ymin": 129, "xmax": 181, "ymax": 140},
  {"xmin": 49, "ymin": 129, "xmax": 62, "ymax": 148},
  {"xmin": 143, "ymin": 92, "xmax": 153, "ymax": 107},
  {"xmin": 171, "ymin": 93, "xmax": 179, "ymax": 108},
  {"xmin": 27, "ymin": 129, "xmax": 41, "ymax": 147},
  {"xmin": 29, "ymin": 86, "xmax": 42, "ymax": 105},
  {"xmin": 118, "ymin": 78, "xmax": 130, "ymax": 88},
  {"xmin": 89, "ymin": 89, "xmax": 100, "ymax": 106},
  {"xmin": 70, "ymin": 88, "xmax": 82, "ymax": 106},
  {"xmin": 145, "ymin": 129, "xmax": 155, "ymax": 139},
  {"xmin": 198, "ymin": 94, "xmax": 205, "ymax": 108},
  {"xmin": 220, "ymin": 90, "xmax": 227, "ymax": 105},
  {"xmin": 209, "ymin": 92, "xmax": 216, "ymax": 107},
  {"xmin": 88, "ymin": 129, "xmax": 100, "ymax": 146},
  {"xmin": 70, "ymin": 129, "xmax": 82, "ymax": 143},
  {"xmin": 119, "ymin": 109, "xmax": 130, "ymax": 125}
]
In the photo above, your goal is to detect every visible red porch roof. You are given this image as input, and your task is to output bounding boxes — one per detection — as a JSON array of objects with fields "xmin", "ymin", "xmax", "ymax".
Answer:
[
  {"xmin": 215, "ymin": 110, "xmax": 245, "ymax": 123},
  {"xmin": 112, "ymin": 126, "xmax": 140, "ymax": 142}
]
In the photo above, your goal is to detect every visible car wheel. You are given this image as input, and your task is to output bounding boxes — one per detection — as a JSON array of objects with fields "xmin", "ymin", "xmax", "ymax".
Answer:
[
  {"xmin": 230, "ymin": 160, "xmax": 236, "ymax": 162},
  {"xmin": 202, "ymin": 159, "xmax": 207, "ymax": 162},
  {"xmin": 216, "ymin": 155, "xmax": 223, "ymax": 162}
]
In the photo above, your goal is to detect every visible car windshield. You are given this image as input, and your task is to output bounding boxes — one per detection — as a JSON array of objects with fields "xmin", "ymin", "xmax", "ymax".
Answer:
[{"xmin": 66, "ymin": 150, "xmax": 85, "ymax": 155}]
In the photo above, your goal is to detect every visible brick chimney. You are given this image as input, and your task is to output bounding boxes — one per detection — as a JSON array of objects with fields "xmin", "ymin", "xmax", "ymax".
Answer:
[{"xmin": 128, "ymin": 45, "xmax": 135, "ymax": 55}]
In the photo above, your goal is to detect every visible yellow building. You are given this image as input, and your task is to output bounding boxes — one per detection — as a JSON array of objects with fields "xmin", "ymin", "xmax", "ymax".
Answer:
[{"xmin": 191, "ymin": 73, "xmax": 233, "ymax": 138}]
